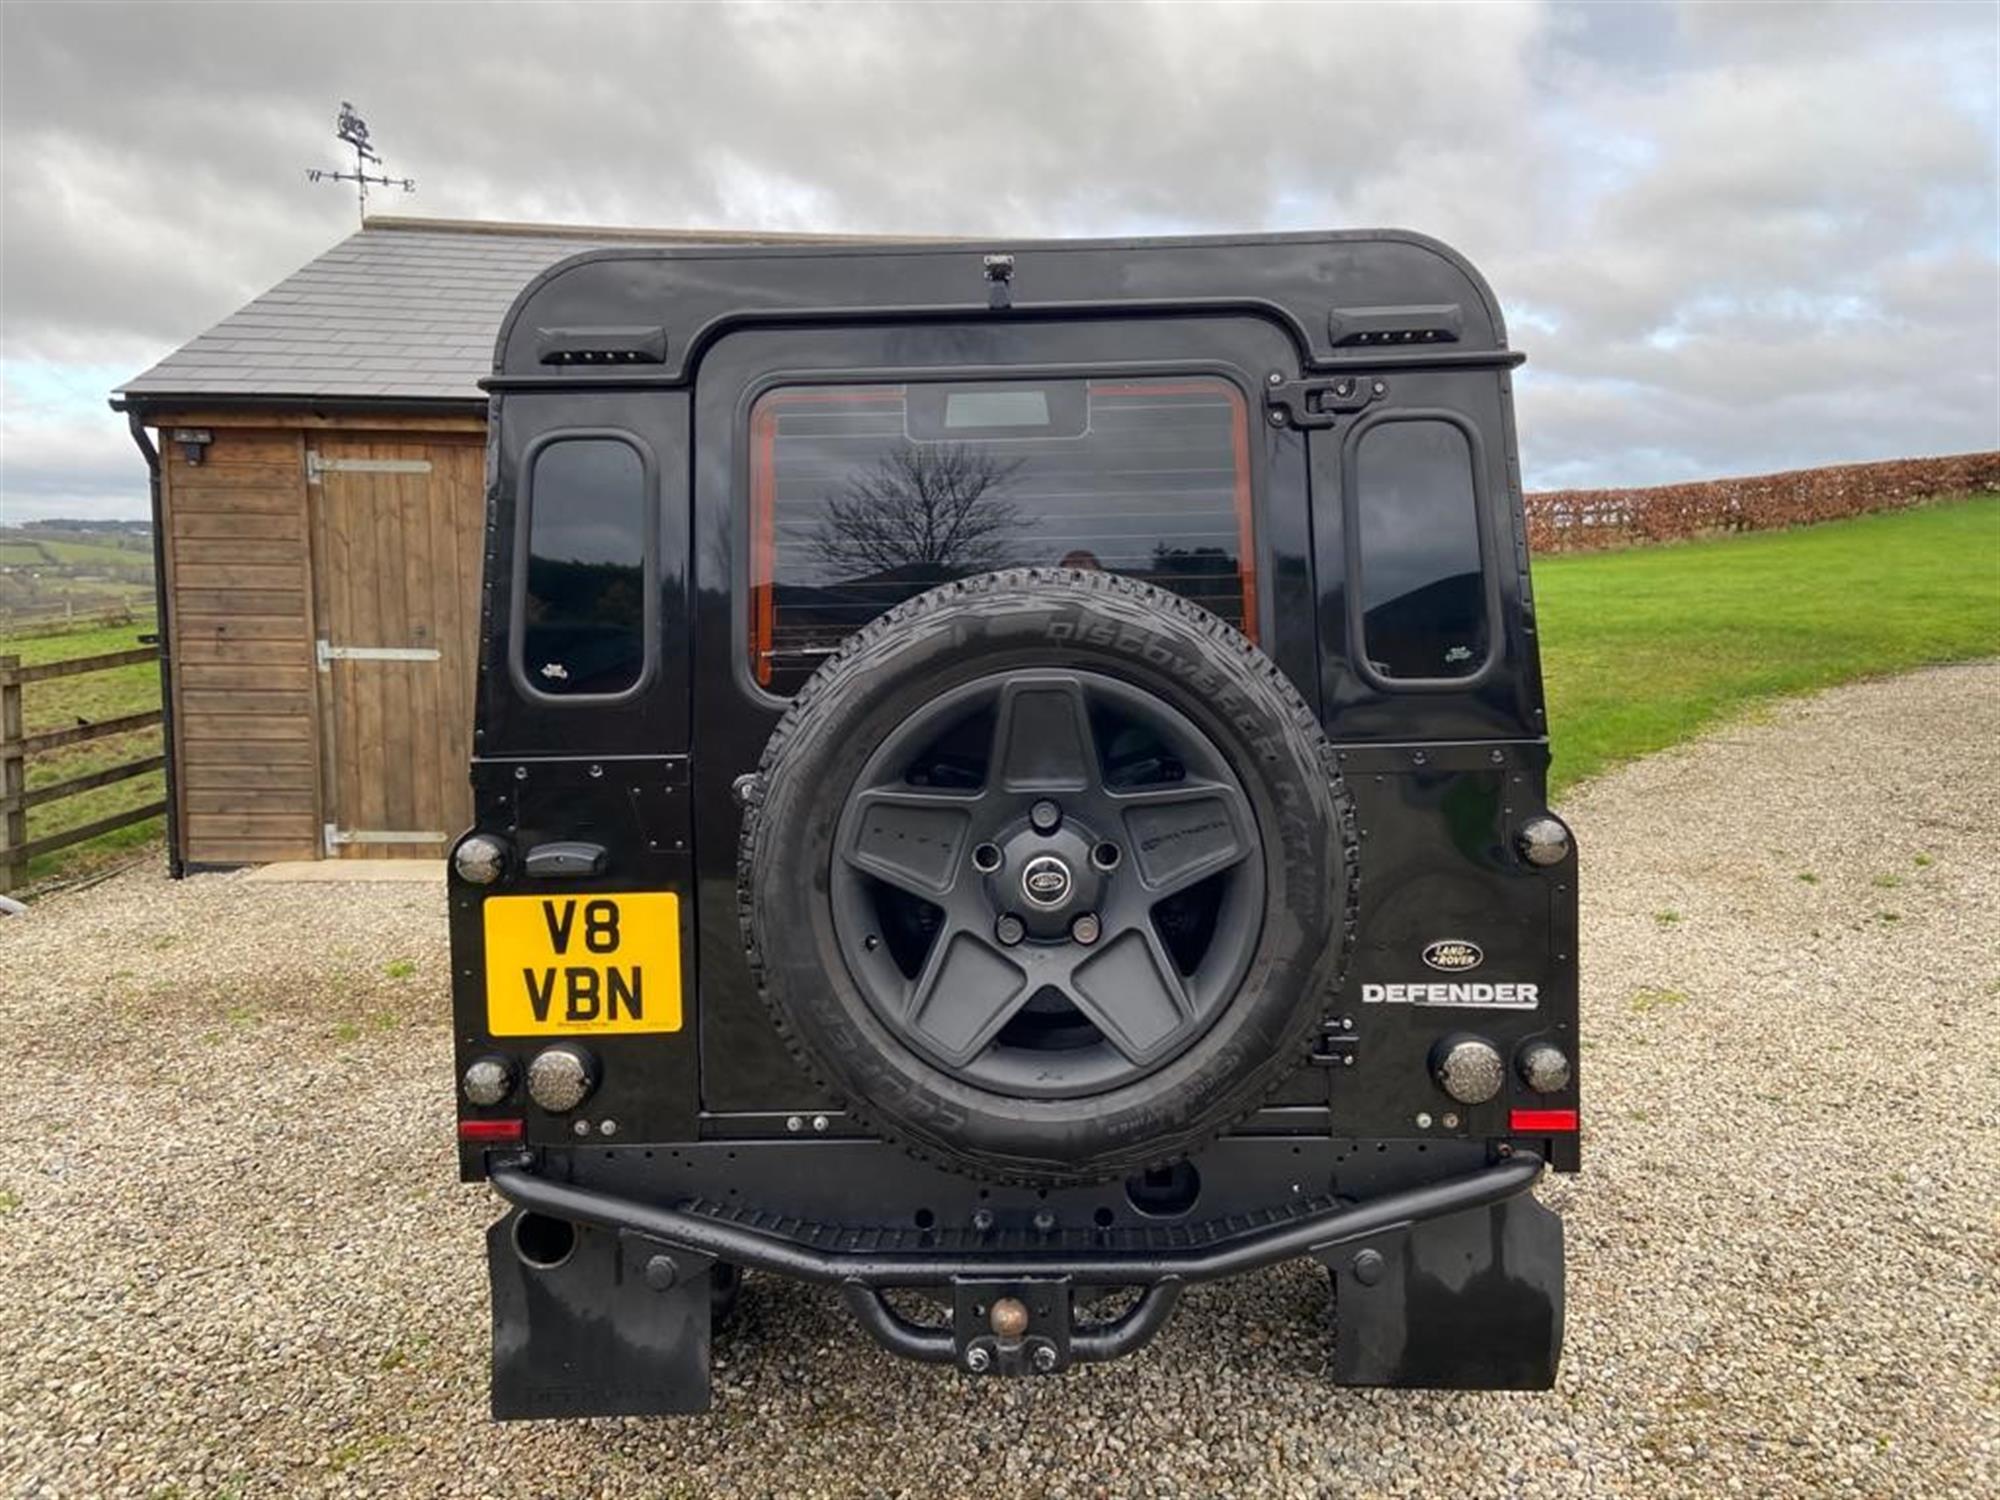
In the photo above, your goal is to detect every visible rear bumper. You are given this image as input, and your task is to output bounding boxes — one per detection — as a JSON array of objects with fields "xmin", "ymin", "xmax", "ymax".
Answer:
[
  {"xmin": 489, "ymin": 1147, "xmax": 1542, "ymax": 1286},
  {"xmin": 483, "ymin": 1146, "xmax": 1563, "ymax": 1412}
]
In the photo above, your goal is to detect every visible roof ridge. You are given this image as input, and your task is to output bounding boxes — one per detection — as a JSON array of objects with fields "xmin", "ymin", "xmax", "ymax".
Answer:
[{"xmin": 359, "ymin": 214, "xmax": 956, "ymax": 245}]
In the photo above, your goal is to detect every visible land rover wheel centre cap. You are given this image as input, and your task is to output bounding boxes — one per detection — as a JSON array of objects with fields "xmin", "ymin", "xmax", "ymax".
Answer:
[
  {"xmin": 988, "ymin": 823, "xmax": 1104, "ymax": 940},
  {"xmin": 1019, "ymin": 854, "xmax": 1075, "ymax": 909}
]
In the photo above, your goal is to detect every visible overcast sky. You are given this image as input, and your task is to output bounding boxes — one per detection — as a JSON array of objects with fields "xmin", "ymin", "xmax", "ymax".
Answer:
[{"xmin": 2, "ymin": 0, "xmax": 1994, "ymax": 523}]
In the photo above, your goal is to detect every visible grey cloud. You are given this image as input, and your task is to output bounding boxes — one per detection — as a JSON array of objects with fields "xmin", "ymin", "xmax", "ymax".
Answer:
[
  {"xmin": 0, "ymin": 403, "xmax": 148, "ymax": 519},
  {"xmin": 0, "ymin": 0, "xmax": 1994, "ymax": 522},
  {"xmin": 1673, "ymin": 0, "xmax": 1997, "ymax": 57}
]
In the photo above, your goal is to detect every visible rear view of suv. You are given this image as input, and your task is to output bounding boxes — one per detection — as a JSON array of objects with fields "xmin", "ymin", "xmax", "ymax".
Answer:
[{"xmin": 449, "ymin": 232, "xmax": 1579, "ymax": 1416}]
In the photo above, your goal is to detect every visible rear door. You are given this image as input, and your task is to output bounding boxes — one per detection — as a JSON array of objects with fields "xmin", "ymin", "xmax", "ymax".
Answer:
[
  {"xmin": 453, "ymin": 390, "xmax": 701, "ymax": 1152},
  {"xmin": 687, "ymin": 315, "xmax": 1319, "ymax": 1116}
]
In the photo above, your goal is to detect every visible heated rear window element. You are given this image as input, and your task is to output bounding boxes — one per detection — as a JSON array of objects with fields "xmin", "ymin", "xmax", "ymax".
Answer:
[
  {"xmin": 1353, "ymin": 418, "xmax": 1488, "ymax": 681},
  {"xmin": 520, "ymin": 437, "xmax": 647, "ymax": 697},
  {"xmin": 748, "ymin": 378, "xmax": 1255, "ymax": 692}
]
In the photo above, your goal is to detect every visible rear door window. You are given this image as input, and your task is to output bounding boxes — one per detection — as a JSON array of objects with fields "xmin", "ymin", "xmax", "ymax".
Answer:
[
  {"xmin": 748, "ymin": 377, "xmax": 1255, "ymax": 693},
  {"xmin": 517, "ymin": 436, "xmax": 649, "ymax": 697},
  {"xmin": 1352, "ymin": 417, "xmax": 1489, "ymax": 682}
]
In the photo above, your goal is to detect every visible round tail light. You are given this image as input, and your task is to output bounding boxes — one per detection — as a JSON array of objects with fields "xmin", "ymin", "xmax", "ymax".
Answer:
[
  {"xmin": 453, "ymin": 833, "xmax": 509, "ymax": 885},
  {"xmin": 1516, "ymin": 815, "xmax": 1572, "ymax": 868},
  {"xmin": 461, "ymin": 1054, "xmax": 516, "ymax": 1106},
  {"xmin": 1433, "ymin": 1037, "xmax": 1504, "ymax": 1105},
  {"xmin": 526, "ymin": 1044, "xmax": 597, "ymax": 1114},
  {"xmin": 1518, "ymin": 1041, "xmax": 1572, "ymax": 1094}
]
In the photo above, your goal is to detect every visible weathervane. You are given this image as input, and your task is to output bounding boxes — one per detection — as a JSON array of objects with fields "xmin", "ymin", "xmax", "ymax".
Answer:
[{"xmin": 305, "ymin": 102, "xmax": 415, "ymax": 224}]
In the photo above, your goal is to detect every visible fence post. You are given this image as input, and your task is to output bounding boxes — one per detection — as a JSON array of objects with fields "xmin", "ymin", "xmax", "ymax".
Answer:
[{"xmin": 0, "ymin": 655, "xmax": 23, "ymax": 893}]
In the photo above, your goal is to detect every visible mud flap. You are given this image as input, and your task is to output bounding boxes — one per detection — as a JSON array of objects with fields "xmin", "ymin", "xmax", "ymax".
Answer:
[
  {"xmin": 487, "ymin": 1210, "xmax": 714, "ymax": 1419},
  {"xmin": 1322, "ymin": 1189, "xmax": 1563, "ymax": 1390}
]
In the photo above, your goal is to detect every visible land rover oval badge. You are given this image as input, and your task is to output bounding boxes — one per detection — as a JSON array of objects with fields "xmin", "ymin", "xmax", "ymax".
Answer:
[
  {"xmin": 1020, "ymin": 855, "xmax": 1074, "ymax": 908},
  {"xmin": 1423, "ymin": 939, "xmax": 1484, "ymax": 973}
]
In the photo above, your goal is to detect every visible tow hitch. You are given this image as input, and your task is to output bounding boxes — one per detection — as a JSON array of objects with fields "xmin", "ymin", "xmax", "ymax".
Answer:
[{"xmin": 840, "ymin": 1278, "xmax": 1185, "ymax": 1376}]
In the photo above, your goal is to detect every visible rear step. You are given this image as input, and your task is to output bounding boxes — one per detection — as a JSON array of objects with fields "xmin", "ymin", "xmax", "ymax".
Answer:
[{"xmin": 488, "ymin": 1149, "xmax": 1542, "ymax": 1286}]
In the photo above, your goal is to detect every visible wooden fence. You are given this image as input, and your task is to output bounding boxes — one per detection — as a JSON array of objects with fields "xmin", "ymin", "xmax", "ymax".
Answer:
[
  {"xmin": 0, "ymin": 600, "xmax": 150, "ymax": 635},
  {"xmin": 0, "ymin": 647, "xmax": 165, "ymax": 892}
]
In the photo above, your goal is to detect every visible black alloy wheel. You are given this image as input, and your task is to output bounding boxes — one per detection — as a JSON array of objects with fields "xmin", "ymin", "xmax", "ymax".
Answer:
[{"xmin": 832, "ymin": 669, "xmax": 1264, "ymax": 1097}]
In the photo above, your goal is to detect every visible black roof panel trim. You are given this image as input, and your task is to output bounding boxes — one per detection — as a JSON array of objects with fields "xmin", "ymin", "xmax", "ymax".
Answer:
[{"xmin": 492, "ymin": 230, "xmax": 1512, "ymax": 388}]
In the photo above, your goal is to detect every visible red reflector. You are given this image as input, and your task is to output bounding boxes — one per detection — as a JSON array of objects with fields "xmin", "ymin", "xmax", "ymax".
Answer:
[
  {"xmin": 1509, "ymin": 1108, "xmax": 1579, "ymax": 1133},
  {"xmin": 458, "ymin": 1118, "xmax": 525, "ymax": 1143}
]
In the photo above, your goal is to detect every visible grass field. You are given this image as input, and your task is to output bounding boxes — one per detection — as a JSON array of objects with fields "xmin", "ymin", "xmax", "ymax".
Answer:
[
  {"xmin": 50, "ymin": 541, "xmax": 148, "ymax": 567},
  {"xmin": 0, "ymin": 617, "xmax": 166, "ymax": 887},
  {"xmin": 1536, "ymin": 493, "xmax": 2000, "ymax": 792},
  {"xmin": 0, "ymin": 537, "xmax": 148, "ymax": 569}
]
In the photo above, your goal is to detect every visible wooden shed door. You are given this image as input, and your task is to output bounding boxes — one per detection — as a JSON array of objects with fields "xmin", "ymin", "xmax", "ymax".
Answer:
[{"xmin": 308, "ymin": 437, "xmax": 484, "ymax": 857}]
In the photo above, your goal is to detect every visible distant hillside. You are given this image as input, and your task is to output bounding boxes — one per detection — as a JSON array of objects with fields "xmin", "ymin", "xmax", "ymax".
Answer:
[
  {"xmin": 14, "ymin": 518, "xmax": 154, "ymax": 536},
  {"xmin": 0, "ymin": 523, "xmax": 155, "ymax": 630}
]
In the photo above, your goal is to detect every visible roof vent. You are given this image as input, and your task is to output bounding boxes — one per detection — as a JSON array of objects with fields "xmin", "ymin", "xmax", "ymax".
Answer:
[{"xmin": 536, "ymin": 325, "xmax": 669, "ymax": 366}]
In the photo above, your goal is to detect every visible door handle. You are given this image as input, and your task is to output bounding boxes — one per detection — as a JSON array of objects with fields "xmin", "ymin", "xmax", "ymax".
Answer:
[{"xmin": 523, "ymin": 841, "xmax": 608, "ymax": 878}]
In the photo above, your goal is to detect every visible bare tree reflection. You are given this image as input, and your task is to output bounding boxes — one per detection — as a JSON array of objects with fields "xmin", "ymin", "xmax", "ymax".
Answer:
[{"xmin": 810, "ymin": 444, "xmax": 1026, "ymax": 578}]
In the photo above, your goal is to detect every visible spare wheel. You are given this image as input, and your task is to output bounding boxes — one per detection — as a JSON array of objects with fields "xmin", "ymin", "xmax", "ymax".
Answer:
[{"xmin": 738, "ymin": 567, "xmax": 1356, "ymax": 1184}]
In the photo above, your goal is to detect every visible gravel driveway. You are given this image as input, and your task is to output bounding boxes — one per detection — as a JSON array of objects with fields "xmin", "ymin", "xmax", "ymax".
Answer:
[{"xmin": 3, "ymin": 663, "xmax": 1995, "ymax": 1499}]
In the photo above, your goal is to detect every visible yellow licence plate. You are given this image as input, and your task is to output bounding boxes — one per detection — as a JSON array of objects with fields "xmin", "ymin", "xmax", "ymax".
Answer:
[{"xmin": 483, "ymin": 892, "xmax": 683, "ymax": 1036}]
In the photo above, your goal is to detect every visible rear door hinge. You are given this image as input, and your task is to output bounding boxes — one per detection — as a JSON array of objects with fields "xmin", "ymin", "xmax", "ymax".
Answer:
[
  {"xmin": 1310, "ymin": 1017, "xmax": 1359, "ymax": 1067},
  {"xmin": 1264, "ymin": 374, "xmax": 1389, "ymax": 430}
]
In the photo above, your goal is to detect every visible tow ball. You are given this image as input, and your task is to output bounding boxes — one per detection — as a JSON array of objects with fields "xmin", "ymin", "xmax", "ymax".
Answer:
[{"xmin": 956, "ymin": 1280, "xmax": 1071, "ymax": 1377}]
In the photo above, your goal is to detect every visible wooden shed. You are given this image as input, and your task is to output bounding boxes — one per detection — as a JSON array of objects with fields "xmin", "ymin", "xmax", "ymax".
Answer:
[{"xmin": 115, "ymin": 216, "xmax": 848, "ymax": 868}]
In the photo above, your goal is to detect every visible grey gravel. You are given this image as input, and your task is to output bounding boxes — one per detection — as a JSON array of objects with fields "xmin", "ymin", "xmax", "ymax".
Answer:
[{"xmin": 3, "ymin": 662, "xmax": 1996, "ymax": 1498}]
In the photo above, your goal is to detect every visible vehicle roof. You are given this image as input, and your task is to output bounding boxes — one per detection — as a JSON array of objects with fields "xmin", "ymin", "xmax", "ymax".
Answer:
[{"xmin": 491, "ymin": 229, "xmax": 1510, "ymax": 389}]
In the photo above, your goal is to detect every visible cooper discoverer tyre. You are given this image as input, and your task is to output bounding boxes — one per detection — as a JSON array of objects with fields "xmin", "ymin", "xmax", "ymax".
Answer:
[{"xmin": 738, "ymin": 568, "xmax": 1356, "ymax": 1184}]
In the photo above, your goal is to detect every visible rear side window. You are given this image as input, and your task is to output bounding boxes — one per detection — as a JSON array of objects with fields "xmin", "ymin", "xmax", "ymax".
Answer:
[
  {"xmin": 1353, "ymin": 418, "xmax": 1488, "ymax": 682},
  {"xmin": 519, "ymin": 437, "xmax": 648, "ymax": 697},
  {"xmin": 748, "ymin": 377, "xmax": 1255, "ymax": 693}
]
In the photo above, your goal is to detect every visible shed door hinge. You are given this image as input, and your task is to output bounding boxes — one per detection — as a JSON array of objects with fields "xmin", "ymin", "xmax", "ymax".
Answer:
[
  {"xmin": 1264, "ymin": 374, "xmax": 1389, "ymax": 430},
  {"xmin": 316, "ymin": 639, "xmax": 442, "ymax": 671},
  {"xmin": 323, "ymin": 823, "xmax": 447, "ymax": 855},
  {"xmin": 305, "ymin": 451, "xmax": 434, "ymax": 483}
]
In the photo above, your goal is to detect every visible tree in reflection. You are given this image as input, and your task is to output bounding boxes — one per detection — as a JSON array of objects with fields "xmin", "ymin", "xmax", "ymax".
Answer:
[{"xmin": 810, "ymin": 443, "xmax": 1026, "ymax": 578}]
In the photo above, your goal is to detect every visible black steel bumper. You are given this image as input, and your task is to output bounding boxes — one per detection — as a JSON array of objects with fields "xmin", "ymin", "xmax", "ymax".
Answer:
[{"xmin": 483, "ymin": 1148, "xmax": 1562, "ymax": 1413}]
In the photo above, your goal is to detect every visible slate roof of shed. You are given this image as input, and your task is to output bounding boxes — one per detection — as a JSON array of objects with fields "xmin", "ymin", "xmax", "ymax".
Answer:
[{"xmin": 115, "ymin": 217, "xmax": 881, "ymax": 405}]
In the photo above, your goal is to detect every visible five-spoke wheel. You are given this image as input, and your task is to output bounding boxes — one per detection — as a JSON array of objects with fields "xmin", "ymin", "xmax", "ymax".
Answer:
[{"xmin": 832, "ymin": 670, "xmax": 1264, "ymax": 1098}]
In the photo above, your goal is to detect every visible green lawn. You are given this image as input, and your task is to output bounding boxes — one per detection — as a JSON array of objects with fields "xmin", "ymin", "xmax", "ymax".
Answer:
[{"xmin": 1536, "ymin": 493, "xmax": 2000, "ymax": 793}]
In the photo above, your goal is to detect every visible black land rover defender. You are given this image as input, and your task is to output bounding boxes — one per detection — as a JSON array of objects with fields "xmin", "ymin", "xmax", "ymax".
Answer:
[{"xmin": 450, "ymin": 231, "xmax": 1579, "ymax": 1418}]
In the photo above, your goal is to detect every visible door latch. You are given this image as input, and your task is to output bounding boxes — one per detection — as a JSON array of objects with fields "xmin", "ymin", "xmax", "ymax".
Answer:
[{"xmin": 1264, "ymin": 374, "xmax": 1389, "ymax": 430}]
